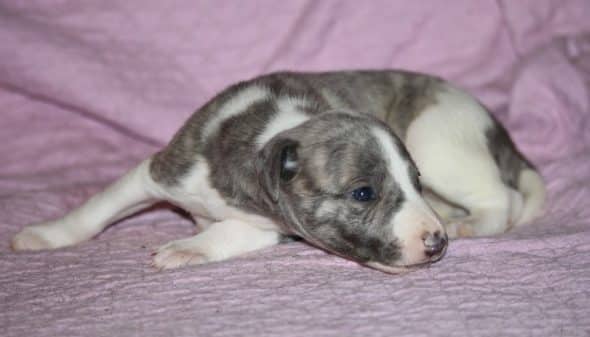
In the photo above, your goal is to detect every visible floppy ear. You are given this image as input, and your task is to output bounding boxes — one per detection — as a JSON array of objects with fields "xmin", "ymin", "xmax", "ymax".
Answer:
[{"xmin": 255, "ymin": 137, "xmax": 300, "ymax": 205}]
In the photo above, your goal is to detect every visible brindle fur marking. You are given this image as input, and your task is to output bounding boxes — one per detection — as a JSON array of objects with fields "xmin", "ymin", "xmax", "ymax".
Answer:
[
  {"xmin": 150, "ymin": 70, "xmax": 442, "ymax": 186},
  {"xmin": 485, "ymin": 114, "xmax": 534, "ymax": 189},
  {"xmin": 149, "ymin": 70, "xmax": 532, "ymax": 257}
]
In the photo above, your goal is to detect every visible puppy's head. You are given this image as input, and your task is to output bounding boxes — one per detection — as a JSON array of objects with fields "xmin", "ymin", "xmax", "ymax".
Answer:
[{"xmin": 257, "ymin": 112, "xmax": 447, "ymax": 273}]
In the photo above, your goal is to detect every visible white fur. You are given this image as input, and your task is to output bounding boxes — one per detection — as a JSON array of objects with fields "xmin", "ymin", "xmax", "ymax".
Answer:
[
  {"xmin": 372, "ymin": 126, "xmax": 445, "ymax": 265},
  {"xmin": 12, "ymin": 154, "xmax": 283, "ymax": 269},
  {"xmin": 153, "ymin": 219, "xmax": 280, "ymax": 270},
  {"xmin": 11, "ymin": 158, "xmax": 161, "ymax": 250},
  {"xmin": 201, "ymin": 85, "xmax": 271, "ymax": 141},
  {"xmin": 256, "ymin": 96, "xmax": 310, "ymax": 149},
  {"xmin": 149, "ymin": 159, "xmax": 283, "ymax": 269},
  {"xmin": 391, "ymin": 202, "xmax": 444, "ymax": 266},
  {"xmin": 515, "ymin": 169, "xmax": 546, "ymax": 225},
  {"xmin": 11, "ymin": 81, "xmax": 544, "ymax": 270},
  {"xmin": 371, "ymin": 127, "xmax": 421, "ymax": 201},
  {"xmin": 164, "ymin": 159, "xmax": 280, "ymax": 232},
  {"xmin": 405, "ymin": 85, "xmax": 512, "ymax": 237}
]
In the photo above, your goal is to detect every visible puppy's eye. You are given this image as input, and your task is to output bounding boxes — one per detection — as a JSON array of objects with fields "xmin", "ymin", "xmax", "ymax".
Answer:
[
  {"xmin": 351, "ymin": 186, "xmax": 376, "ymax": 202},
  {"xmin": 413, "ymin": 172, "xmax": 422, "ymax": 193}
]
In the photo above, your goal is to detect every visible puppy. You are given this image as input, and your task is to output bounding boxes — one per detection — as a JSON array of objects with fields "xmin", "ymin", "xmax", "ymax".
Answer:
[{"xmin": 11, "ymin": 70, "xmax": 545, "ymax": 273}]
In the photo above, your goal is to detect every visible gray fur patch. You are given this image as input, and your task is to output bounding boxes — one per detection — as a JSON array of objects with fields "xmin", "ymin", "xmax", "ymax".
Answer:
[
  {"xmin": 150, "ymin": 70, "xmax": 444, "ymax": 185},
  {"xmin": 203, "ymin": 99, "xmax": 280, "ymax": 215},
  {"xmin": 265, "ymin": 113, "xmax": 408, "ymax": 264},
  {"xmin": 150, "ymin": 80, "xmax": 255, "ymax": 185},
  {"xmin": 381, "ymin": 72, "xmax": 442, "ymax": 139},
  {"xmin": 147, "ymin": 69, "xmax": 534, "ymax": 266},
  {"xmin": 485, "ymin": 115, "xmax": 533, "ymax": 189}
]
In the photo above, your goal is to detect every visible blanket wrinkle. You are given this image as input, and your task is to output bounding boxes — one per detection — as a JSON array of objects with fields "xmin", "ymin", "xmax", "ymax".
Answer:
[{"xmin": 0, "ymin": 81, "xmax": 164, "ymax": 148}]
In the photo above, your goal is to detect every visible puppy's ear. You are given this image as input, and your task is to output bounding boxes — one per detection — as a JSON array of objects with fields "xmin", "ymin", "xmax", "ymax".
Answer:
[{"xmin": 256, "ymin": 137, "xmax": 300, "ymax": 205}]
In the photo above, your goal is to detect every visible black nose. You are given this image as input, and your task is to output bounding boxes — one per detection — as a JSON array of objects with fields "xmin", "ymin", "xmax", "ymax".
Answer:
[{"xmin": 423, "ymin": 231, "xmax": 448, "ymax": 258}]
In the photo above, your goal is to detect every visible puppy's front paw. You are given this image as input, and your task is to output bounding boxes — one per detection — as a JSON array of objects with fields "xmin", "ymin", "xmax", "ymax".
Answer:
[
  {"xmin": 445, "ymin": 221, "xmax": 474, "ymax": 239},
  {"xmin": 152, "ymin": 240, "xmax": 209, "ymax": 270},
  {"xmin": 11, "ymin": 227, "xmax": 54, "ymax": 251}
]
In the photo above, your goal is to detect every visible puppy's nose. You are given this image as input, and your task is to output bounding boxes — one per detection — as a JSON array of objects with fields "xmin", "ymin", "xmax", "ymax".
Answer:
[{"xmin": 422, "ymin": 231, "xmax": 447, "ymax": 258}]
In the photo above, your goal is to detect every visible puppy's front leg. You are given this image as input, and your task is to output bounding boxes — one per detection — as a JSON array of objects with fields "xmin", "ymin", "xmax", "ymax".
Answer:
[
  {"xmin": 12, "ymin": 158, "xmax": 163, "ymax": 251},
  {"xmin": 152, "ymin": 219, "xmax": 280, "ymax": 270}
]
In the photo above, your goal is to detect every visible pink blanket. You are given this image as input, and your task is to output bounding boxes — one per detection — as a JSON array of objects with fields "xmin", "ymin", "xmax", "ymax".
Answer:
[{"xmin": 2, "ymin": 1, "xmax": 589, "ymax": 336}]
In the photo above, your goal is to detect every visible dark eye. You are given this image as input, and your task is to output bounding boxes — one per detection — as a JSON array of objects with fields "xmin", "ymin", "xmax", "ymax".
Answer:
[
  {"xmin": 351, "ymin": 186, "xmax": 376, "ymax": 202},
  {"xmin": 412, "ymin": 170, "xmax": 422, "ymax": 192}
]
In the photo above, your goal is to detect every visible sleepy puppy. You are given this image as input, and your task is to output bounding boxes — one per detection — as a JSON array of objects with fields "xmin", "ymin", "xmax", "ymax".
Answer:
[{"xmin": 11, "ymin": 70, "xmax": 545, "ymax": 273}]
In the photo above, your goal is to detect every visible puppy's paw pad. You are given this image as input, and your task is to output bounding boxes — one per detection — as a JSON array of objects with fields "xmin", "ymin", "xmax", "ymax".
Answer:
[
  {"xmin": 11, "ymin": 228, "xmax": 53, "ymax": 251},
  {"xmin": 152, "ymin": 244, "xmax": 209, "ymax": 270}
]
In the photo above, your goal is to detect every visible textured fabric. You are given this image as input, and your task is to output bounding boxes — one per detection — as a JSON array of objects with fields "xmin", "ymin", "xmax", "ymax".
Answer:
[{"xmin": 1, "ymin": 1, "xmax": 589, "ymax": 336}]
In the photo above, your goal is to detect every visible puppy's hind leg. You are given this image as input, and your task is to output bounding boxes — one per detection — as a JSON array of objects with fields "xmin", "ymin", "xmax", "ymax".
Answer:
[
  {"xmin": 152, "ymin": 219, "xmax": 281, "ymax": 270},
  {"xmin": 420, "ymin": 149, "xmax": 516, "ymax": 238},
  {"xmin": 11, "ymin": 157, "xmax": 165, "ymax": 251},
  {"xmin": 405, "ymin": 86, "xmax": 524, "ymax": 238}
]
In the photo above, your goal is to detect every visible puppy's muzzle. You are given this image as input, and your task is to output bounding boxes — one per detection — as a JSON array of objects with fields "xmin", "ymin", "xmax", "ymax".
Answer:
[{"xmin": 422, "ymin": 230, "xmax": 448, "ymax": 261}]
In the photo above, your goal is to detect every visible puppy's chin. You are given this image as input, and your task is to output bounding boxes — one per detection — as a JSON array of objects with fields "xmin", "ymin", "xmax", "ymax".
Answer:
[{"xmin": 365, "ymin": 261, "xmax": 431, "ymax": 275}]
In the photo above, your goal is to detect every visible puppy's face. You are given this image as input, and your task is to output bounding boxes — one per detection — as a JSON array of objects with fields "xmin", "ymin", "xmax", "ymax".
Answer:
[{"xmin": 258, "ymin": 112, "xmax": 447, "ymax": 273}]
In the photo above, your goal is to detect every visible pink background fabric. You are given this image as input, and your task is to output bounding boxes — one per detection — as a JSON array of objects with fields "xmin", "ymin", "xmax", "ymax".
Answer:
[{"xmin": 1, "ymin": 1, "xmax": 589, "ymax": 336}]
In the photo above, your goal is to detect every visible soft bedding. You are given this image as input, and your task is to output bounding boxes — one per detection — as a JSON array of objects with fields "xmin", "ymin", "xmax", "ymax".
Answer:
[{"xmin": 1, "ymin": 1, "xmax": 589, "ymax": 336}]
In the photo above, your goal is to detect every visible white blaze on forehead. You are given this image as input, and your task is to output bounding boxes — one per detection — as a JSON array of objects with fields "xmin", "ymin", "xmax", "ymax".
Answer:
[
  {"xmin": 372, "ymin": 127, "xmax": 445, "ymax": 265},
  {"xmin": 371, "ymin": 127, "xmax": 420, "ymax": 200},
  {"xmin": 256, "ymin": 96, "xmax": 310, "ymax": 149},
  {"xmin": 201, "ymin": 85, "xmax": 271, "ymax": 141}
]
